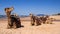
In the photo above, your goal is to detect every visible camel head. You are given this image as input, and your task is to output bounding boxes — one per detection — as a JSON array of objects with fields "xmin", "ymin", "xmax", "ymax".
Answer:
[
  {"xmin": 29, "ymin": 13, "xmax": 33, "ymax": 17},
  {"xmin": 45, "ymin": 15, "xmax": 49, "ymax": 18},
  {"xmin": 5, "ymin": 7, "xmax": 14, "ymax": 13}
]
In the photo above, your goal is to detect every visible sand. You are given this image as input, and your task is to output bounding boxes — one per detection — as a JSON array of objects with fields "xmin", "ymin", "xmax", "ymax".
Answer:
[{"xmin": 0, "ymin": 16, "xmax": 60, "ymax": 34}]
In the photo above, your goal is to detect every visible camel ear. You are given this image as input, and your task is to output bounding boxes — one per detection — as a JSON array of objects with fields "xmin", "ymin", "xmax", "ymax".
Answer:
[{"xmin": 4, "ymin": 8, "xmax": 9, "ymax": 13}]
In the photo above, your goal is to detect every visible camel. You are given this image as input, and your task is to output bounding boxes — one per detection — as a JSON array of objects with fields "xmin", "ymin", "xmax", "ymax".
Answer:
[
  {"xmin": 10, "ymin": 14, "xmax": 22, "ymax": 28},
  {"xmin": 45, "ymin": 17, "xmax": 54, "ymax": 24},
  {"xmin": 41, "ymin": 15, "xmax": 49, "ymax": 24},
  {"xmin": 29, "ymin": 13, "xmax": 35, "ymax": 26},
  {"xmin": 5, "ymin": 7, "xmax": 22, "ymax": 29},
  {"xmin": 40, "ymin": 15, "xmax": 54, "ymax": 24},
  {"xmin": 30, "ymin": 13, "xmax": 54, "ymax": 26},
  {"xmin": 35, "ymin": 16, "xmax": 41, "ymax": 26},
  {"xmin": 29, "ymin": 13, "xmax": 41, "ymax": 26},
  {"xmin": 5, "ymin": 7, "xmax": 14, "ymax": 28}
]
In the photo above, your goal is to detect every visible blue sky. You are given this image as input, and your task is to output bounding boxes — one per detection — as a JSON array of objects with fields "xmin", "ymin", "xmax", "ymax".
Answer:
[{"xmin": 0, "ymin": 0, "xmax": 60, "ymax": 15}]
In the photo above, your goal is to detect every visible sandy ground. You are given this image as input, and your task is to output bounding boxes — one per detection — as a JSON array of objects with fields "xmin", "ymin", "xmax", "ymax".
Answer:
[
  {"xmin": 0, "ymin": 16, "xmax": 60, "ymax": 34},
  {"xmin": 0, "ymin": 20, "xmax": 60, "ymax": 34}
]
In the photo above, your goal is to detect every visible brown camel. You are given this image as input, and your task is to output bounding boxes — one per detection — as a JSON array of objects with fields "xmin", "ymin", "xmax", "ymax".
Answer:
[
  {"xmin": 40, "ymin": 15, "xmax": 54, "ymax": 24},
  {"xmin": 29, "ymin": 13, "xmax": 41, "ymax": 26},
  {"xmin": 39, "ymin": 15, "xmax": 49, "ymax": 24},
  {"xmin": 10, "ymin": 14, "xmax": 22, "ymax": 28},
  {"xmin": 29, "ymin": 13, "xmax": 35, "ymax": 26},
  {"xmin": 35, "ymin": 16, "xmax": 41, "ymax": 26},
  {"xmin": 5, "ymin": 7, "xmax": 22, "ymax": 29}
]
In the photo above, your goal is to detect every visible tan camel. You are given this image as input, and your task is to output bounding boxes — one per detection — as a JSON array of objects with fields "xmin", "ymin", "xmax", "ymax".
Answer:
[
  {"xmin": 5, "ymin": 7, "xmax": 14, "ymax": 28},
  {"xmin": 41, "ymin": 15, "xmax": 54, "ymax": 24},
  {"xmin": 45, "ymin": 17, "xmax": 54, "ymax": 24}
]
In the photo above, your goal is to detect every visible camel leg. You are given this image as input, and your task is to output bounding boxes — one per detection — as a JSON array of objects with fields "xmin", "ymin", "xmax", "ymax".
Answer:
[
  {"xmin": 31, "ymin": 21, "xmax": 35, "ymax": 26},
  {"xmin": 12, "ymin": 22, "xmax": 17, "ymax": 29}
]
